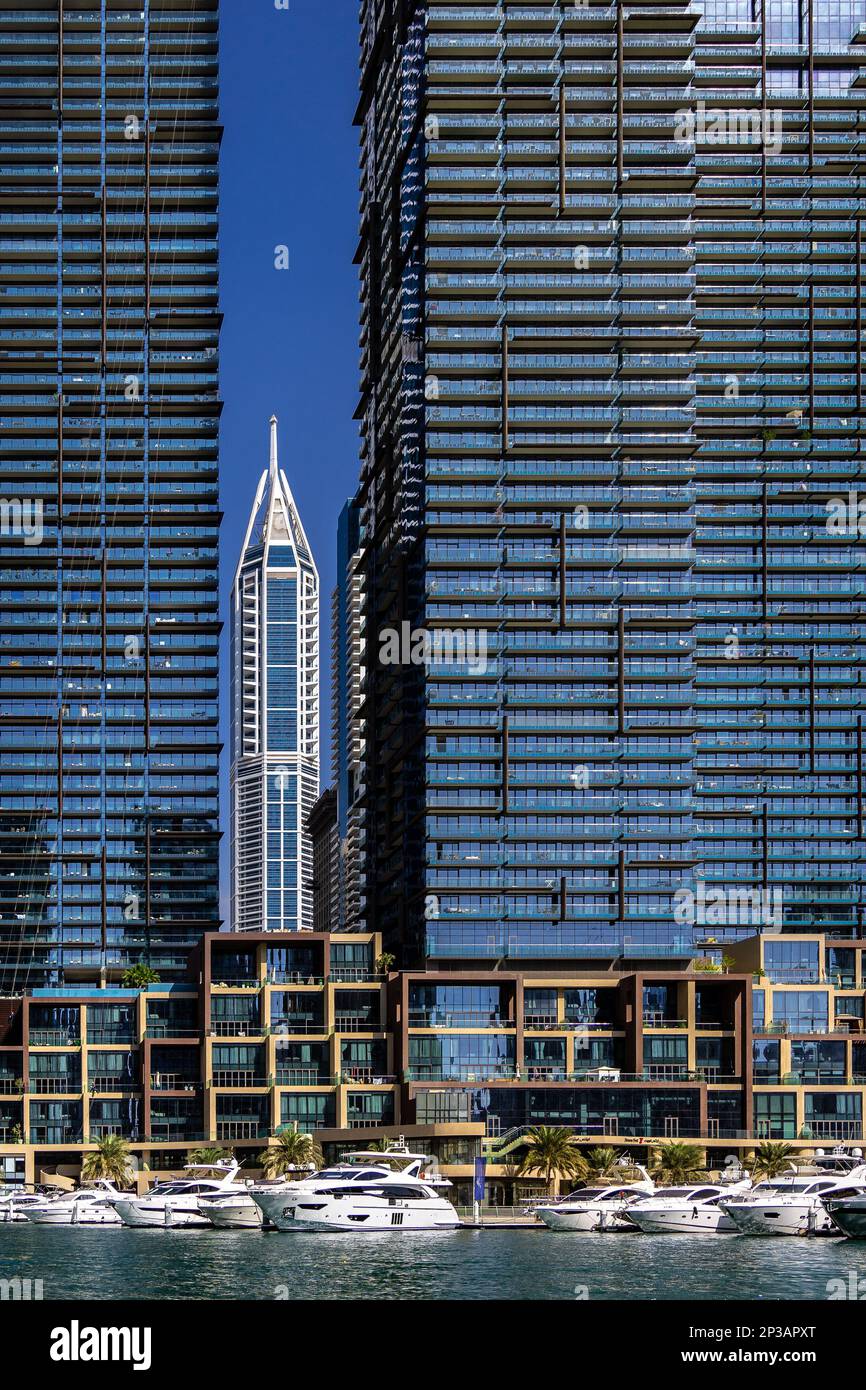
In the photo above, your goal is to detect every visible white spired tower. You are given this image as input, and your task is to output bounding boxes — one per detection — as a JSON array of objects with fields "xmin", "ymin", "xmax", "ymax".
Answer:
[{"xmin": 231, "ymin": 416, "xmax": 320, "ymax": 932}]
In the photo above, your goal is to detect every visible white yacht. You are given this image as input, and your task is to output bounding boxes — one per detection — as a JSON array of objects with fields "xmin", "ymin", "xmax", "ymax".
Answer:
[
  {"xmin": 279, "ymin": 1171, "xmax": 460, "ymax": 1233},
  {"xmin": 625, "ymin": 1180, "xmax": 752, "ymax": 1235},
  {"xmin": 536, "ymin": 1167, "xmax": 656, "ymax": 1232},
  {"xmin": 197, "ymin": 1186, "xmax": 263, "ymax": 1230},
  {"xmin": 0, "ymin": 1189, "xmax": 61, "ymax": 1223},
  {"xmin": 251, "ymin": 1144, "xmax": 459, "ymax": 1233},
  {"xmin": 23, "ymin": 1183, "xmax": 123, "ymax": 1227},
  {"xmin": 110, "ymin": 1160, "xmax": 246, "ymax": 1229},
  {"xmin": 722, "ymin": 1150, "xmax": 866, "ymax": 1237}
]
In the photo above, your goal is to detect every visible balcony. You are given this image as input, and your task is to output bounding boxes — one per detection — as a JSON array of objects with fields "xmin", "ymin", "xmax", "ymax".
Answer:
[
  {"xmin": 274, "ymin": 1068, "xmax": 326, "ymax": 1087},
  {"xmin": 523, "ymin": 1015, "xmax": 616, "ymax": 1031},
  {"xmin": 208, "ymin": 1020, "xmax": 265, "ymax": 1038},
  {"xmin": 216, "ymin": 1122, "xmax": 269, "ymax": 1141},
  {"xmin": 28, "ymin": 1031, "xmax": 80, "ymax": 1047},
  {"xmin": 211, "ymin": 1071, "xmax": 269, "ymax": 1089},
  {"xmin": 408, "ymin": 1010, "xmax": 513, "ymax": 1028},
  {"xmin": 334, "ymin": 1015, "xmax": 382, "ymax": 1033},
  {"xmin": 266, "ymin": 972, "xmax": 325, "ymax": 986},
  {"xmin": 339, "ymin": 1069, "xmax": 396, "ymax": 1086},
  {"xmin": 28, "ymin": 1077, "xmax": 81, "ymax": 1095}
]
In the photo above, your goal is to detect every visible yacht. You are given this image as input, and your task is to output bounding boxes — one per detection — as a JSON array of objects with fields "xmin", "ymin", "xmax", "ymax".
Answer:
[
  {"xmin": 23, "ymin": 1183, "xmax": 123, "ymax": 1227},
  {"xmin": 110, "ymin": 1160, "xmax": 246, "ymax": 1229},
  {"xmin": 535, "ymin": 1167, "xmax": 655, "ymax": 1232},
  {"xmin": 0, "ymin": 1189, "xmax": 62, "ymax": 1223},
  {"xmin": 197, "ymin": 1186, "xmax": 263, "ymax": 1230},
  {"xmin": 822, "ymin": 1192, "xmax": 866, "ymax": 1239},
  {"xmin": 277, "ymin": 1170, "xmax": 460, "ymax": 1232},
  {"xmin": 722, "ymin": 1150, "xmax": 866, "ymax": 1237},
  {"xmin": 251, "ymin": 1144, "xmax": 458, "ymax": 1232},
  {"xmin": 625, "ymin": 1180, "xmax": 752, "ymax": 1235}
]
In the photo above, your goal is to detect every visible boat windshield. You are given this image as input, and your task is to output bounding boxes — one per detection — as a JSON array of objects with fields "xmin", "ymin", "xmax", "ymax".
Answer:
[{"xmin": 755, "ymin": 1180, "xmax": 813, "ymax": 1193}]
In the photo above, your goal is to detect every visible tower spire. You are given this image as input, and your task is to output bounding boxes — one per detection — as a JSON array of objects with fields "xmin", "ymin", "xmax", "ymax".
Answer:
[{"xmin": 269, "ymin": 414, "xmax": 279, "ymax": 477}]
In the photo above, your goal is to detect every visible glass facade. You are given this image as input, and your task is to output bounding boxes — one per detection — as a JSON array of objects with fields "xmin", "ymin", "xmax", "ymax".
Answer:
[
  {"xmin": 357, "ymin": 0, "xmax": 866, "ymax": 967},
  {"xmin": 0, "ymin": 0, "xmax": 221, "ymax": 988},
  {"xmin": 231, "ymin": 419, "xmax": 319, "ymax": 932}
]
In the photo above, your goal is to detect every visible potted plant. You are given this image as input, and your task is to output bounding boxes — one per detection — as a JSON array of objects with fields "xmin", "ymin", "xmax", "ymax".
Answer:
[{"xmin": 375, "ymin": 952, "xmax": 395, "ymax": 975}]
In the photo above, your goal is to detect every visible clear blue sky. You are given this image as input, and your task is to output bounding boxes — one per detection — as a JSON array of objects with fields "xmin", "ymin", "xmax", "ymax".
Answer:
[{"xmin": 218, "ymin": 2, "xmax": 361, "ymax": 920}]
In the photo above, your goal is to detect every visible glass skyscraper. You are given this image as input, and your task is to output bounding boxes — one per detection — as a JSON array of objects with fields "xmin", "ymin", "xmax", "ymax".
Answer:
[
  {"xmin": 357, "ymin": 0, "xmax": 866, "ymax": 968},
  {"xmin": 231, "ymin": 417, "xmax": 320, "ymax": 933},
  {"xmin": 332, "ymin": 497, "xmax": 365, "ymax": 929},
  {"xmin": 0, "ymin": 0, "xmax": 221, "ymax": 990}
]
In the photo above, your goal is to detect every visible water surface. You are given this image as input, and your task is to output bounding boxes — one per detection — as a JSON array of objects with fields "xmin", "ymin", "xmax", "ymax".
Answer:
[{"xmin": 2, "ymin": 1226, "xmax": 865, "ymax": 1300}]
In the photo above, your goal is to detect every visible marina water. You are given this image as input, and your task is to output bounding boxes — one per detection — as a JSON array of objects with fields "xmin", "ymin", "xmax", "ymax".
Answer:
[{"xmin": 3, "ymin": 1227, "xmax": 866, "ymax": 1301}]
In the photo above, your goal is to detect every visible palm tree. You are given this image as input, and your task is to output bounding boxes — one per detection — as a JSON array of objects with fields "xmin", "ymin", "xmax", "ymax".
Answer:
[
  {"xmin": 189, "ymin": 1146, "xmax": 232, "ymax": 1167},
  {"xmin": 261, "ymin": 1129, "xmax": 323, "ymax": 1178},
  {"xmin": 516, "ymin": 1125, "xmax": 584, "ymax": 1196},
  {"xmin": 82, "ymin": 1135, "xmax": 133, "ymax": 1188},
  {"xmin": 752, "ymin": 1141, "xmax": 797, "ymax": 1179},
  {"xmin": 578, "ymin": 1146, "xmax": 624, "ymax": 1184},
  {"xmin": 651, "ymin": 1141, "xmax": 706, "ymax": 1185}
]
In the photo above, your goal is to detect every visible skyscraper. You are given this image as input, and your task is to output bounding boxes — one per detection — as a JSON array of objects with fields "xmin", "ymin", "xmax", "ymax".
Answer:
[
  {"xmin": 231, "ymin": 417, "xmax": 319, "ymax": 933},
  {"xmin": 356, "ymin": 0, "xmax": 866, "ymax": 969},
  {"xmin": 0, "ymin": 0, "xmax": 221, "ymax": 990},
  {"xmin": 332, "ymin": 497, "xmax": 365, "ymax": 929}
]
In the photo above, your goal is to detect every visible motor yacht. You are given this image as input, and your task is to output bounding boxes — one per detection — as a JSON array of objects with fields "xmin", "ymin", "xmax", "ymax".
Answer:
[
  {"xmin": 251, "ymin": 1143, "xmax": 458, "ymax": 1232},
  {"xmin": 110, "ymin": 1160, "xmax": 246, "ymax": 1229},
  {"xmin": 0, "ymin": 1189, "xmax": 62, "ymax": 1223},
  {"xmin": 625, "ymin": 1180, "xmax": 752, "ymax": 1235},
  {"xmin": 535, "ymin": 1166, "xmax": 655, "ymax": 1231},
  {"xmin": 722, "ymin": 1150, "xmax": 866, "ymax": 1236},
  {"xmin": 822, "ymin": 1191, "xmax": 866, "ymax": 1239},
  {"xmin": 23, "ymin": 1183, "xmax": 123, "ymax": 1226},
  {"xmin": 278, "ymin": 1170, "xmax": 460, "ymax": 1232}
]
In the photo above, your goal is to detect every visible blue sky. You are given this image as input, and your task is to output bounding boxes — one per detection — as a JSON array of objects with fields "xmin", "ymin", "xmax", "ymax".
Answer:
[{"xmin": 218, "ymin": 2, "xmax": 360, "ymax": 917}]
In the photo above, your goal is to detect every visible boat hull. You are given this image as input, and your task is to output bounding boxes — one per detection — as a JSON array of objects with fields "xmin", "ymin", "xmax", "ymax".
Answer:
[
  {"xmin": 626, "ymin": 1208, "xmax": 737, "ymax": 1235},
  {"xmin": 25, "ymin": 1207, "xmax": 120, "ymax": 1226},
  {"xmin": 722, "ymin": 1201, "xmax": 835, "ymax": 1237},
  {"xmin": 823, "ymin": 1203, "xmax": 866, "ymax": 1239},
  {"xmin": 202, "ymin": 1200, "xmax": 262, "ymax": 1230},
  {"xmin": 275, "ymin": 1197, "xmax": 461, "ymax": 1233},
  {"xmin": 538, "ymin": 1206, "xmax": 631, "ymax": 1232},
  {"xmin": 111, "ymin": 1200, "xmax": 211, "ymax": 1229},
  {"xmin": 250, "ymin": 1189, "xmax": 308, "ymax": 1229}
]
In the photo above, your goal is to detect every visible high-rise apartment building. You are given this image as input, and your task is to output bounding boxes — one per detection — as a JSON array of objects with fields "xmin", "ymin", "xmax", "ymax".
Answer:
[
  {"xmin": 356, "ymin": 0, "xmax": 866, "ymax": 970},
  {"xmin": 307, "ymin": 786, "xmax": 340, "ymax": 932},
  {"xmin": 231, "ymin": 418, "xmax": 319, "ymax": 933},
  {"xmin": 332, "ymin": 498, "xmax": 365, "ymax": 928},
  {"xmin": 0, "ymin": 0, "xmax": 221, "ymax": 991}
]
